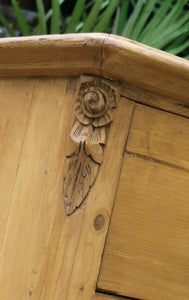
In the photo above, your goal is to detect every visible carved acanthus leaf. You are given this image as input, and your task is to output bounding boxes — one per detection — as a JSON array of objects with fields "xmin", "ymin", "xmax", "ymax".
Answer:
[{"xmin": 63, "ymin": 76, "xmax": 120, "ymax": 215}]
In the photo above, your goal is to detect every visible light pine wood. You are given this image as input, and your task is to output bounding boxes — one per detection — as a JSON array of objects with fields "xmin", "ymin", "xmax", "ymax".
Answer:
[
  {"xmin": 63, "ymin": 76, "xmax": 120, "ymax": 215},
  {"xmin": 121, "ymin": 82, "xmax": 189, "ymax": 118},
  {"xmin": 98, "ymin": 154, "xmax": 189, "ymax": 300},
  {"xmin": 102, "ymin": 34, "xmax": 189, "ymax": 103},
  {"xmin": 0, "ymin": 79, "xmax": 35, "ymax": 247},
  {"xmin": 0, "ymin": 34, "xmax": 104, "ymax": 77},
  {"xmin": 127, "ymin": 104, "xmax": 189, "ymax": 170},
  {"xmin": 0, "ymin": 78, "xmax": 76, "ymax": 300},
  {"xmin": 94, "ymin": 292, "xmax": 130, "ymax": 299},
  {"xmin": 1, "ymin": 33, "xmax": 189, "ymax": 300},
  {"xmin": 42, "ymin": 97, "xmax": 134, "ymax": 300},
  {"xmin": 0, "ymin": 75, "xmax": 134, "ymax": 299},
  {"xmin": 0, "ymin": 34, "xmax": 189, "ymax": 104}
]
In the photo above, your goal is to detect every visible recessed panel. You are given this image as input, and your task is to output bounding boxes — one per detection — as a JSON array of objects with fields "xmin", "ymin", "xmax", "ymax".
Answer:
[{"xmin": 98, "ymin": 154, "xmax": 189, "ymax": 300}]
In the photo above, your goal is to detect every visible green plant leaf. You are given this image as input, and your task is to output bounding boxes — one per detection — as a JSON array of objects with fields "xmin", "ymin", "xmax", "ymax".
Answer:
[
  {"xmin": 101, "ymin": 0, "xmax": 110, "ymax": 10},
  {"xmin": 11, "ymin": 0, "xmax": 31, "ymax": 36},
  {"xmin": 0, "ymin": 14, "xmax": 15, "ymax": 37},
  {"xmin": 112, "ymin": 5, "xmax": 120, "ymax": 35},
  {"xmin": 93, "ymin": 0, "xmax": 119, "ymax": 32},
  {"xmin": 153, "ymin": 24, "xmax": 189, "ymax": 49},
  {"xmin": 150, "ymin": 13, "xmax": 189, "ymax": 48},
  {"xmin": 81, "ymin": 0, "xmax": 103, "ymax": 33},
  {"xmin": 165, "ymin": 32, "xmax": 188, "ymax": 50},
  {"xmin": 131, "ymin": 0, "xmax": 157, "ymax": 40},
  {"xmin": 36, "ymin": 0, "xmax": 47, "ymax": 34},
  {"xmin": 168, "ymin": 40, "xmax": 189, "ymax": 55},
  {"xmin": 33, "ymin": 0, "xmax": 65, "ymax": 35},
  {"xmin": 122, "ymin": 0, "xmax": 145, "ymax": 38},
  {"xmin": 51, "ymin": 0, "xmax": 61, "ymax": 34},
  {"xmin": 150, "ymin": 0, "xmax": 187, "ymax": 40},
  {"xmin": 66, "ymin": 0, "xmax": 86, "ymax": 33},
  {"xmin": 116, "ymin": 0, "xmax": 129, "ymax": 35},
  {"xmin": 138, "ymin": 0, "xmax": 173, "ymax": 43}
]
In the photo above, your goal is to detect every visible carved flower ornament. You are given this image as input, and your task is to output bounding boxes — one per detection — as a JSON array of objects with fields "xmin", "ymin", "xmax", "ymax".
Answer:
[
  {"xmin": 63, "ymin": 76, "xmax": 119, "ymax": 215},
  {"xmin": 75, "ymin": 79, "xmax": 117, "ymax": 127}
]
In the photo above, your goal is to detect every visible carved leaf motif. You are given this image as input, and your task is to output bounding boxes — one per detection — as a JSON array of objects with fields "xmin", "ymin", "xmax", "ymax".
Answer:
[
  {"xmin": 85, "ymin": 142, "xmax": 103, "ymax": 164},
  {"xmin": 63, "ymin": 143, "xmax": 99, "ymax": 215},
  {"xmin": 70, "ymin": 120, "xmax": 92, "ymax": 143},
  {"xmin": 63, "ymin": 121, "xmax": 104, "ymax": 215},
  {"xmin": 63, "ymin": 76, "xmax": 120, "ymax": 215}
]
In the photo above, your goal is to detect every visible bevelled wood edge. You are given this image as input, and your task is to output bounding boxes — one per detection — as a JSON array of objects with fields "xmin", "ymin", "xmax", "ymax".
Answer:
[
  {"xmin": 102, "ymin": 35, "xmax": 189, "ymax": 104},
  {"xmin": 0, "ymin": 33, "xmax": 189, "ymax": 103},
  {"xmin": 0, "ymin": 33, "xmax": 104, "ymax": 77}
]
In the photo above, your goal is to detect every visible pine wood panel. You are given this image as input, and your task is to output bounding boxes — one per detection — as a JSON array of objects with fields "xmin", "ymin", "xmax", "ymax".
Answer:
[
  {"xmin": 42, "ymin": 97, "xmax": 134, "ymax": 300},
  {"xmin": 0, "ymin": 76, "xmax": 134, "ymax": 300},
  {"xmin": 127, "ymin": 104, "xmax": 189, "ymax": 170},
  {"xmin": 0, "ymin": 79, "xmax": 35, "ymax": 247},
  {"xmin": 1, "ymin": 34, "xmax": 189, "ymax": 104},
  {"xmin": 102, "ymin": 35, "xmax": 189, "ymax": 104},
  {"xmin": 0, "ymin": 34, "xmax": 104, "ymax": 77},
  {"xmin": 98, "ymin": 154, "xmax": 189, "ymax": 300},
  {"xmin": 121, "ymin": 82, "xmax": 189, "ymax": 118},
  {"xmin": 0, "ymin": 78, "xmax": 76, "ymax": 300}
]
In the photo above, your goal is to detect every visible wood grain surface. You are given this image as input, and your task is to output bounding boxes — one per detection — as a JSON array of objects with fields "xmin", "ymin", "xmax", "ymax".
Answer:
[
  {"xmin": 0, "ymin": 34, "xmax": 189, "ymax": 104},
  {"xmin": 0, "ymin": 76, "xmax": 134, "ymax": 300},
  {"xmin": 121, "ymin": 82, "xmax": 189, "ymax": 118},
  {"xmin": 127, "ymin": 104, "xmax": 189, "ymax": 170},
  {"xmin": 1, "ymin": 34, "xmax": 189, "ymax": 300},
  {"xmin": 0, "ymin": 34, "xmax": 104, "ymax": 77},
  {"xmin": 94, "ymin": 292, "xmax": 131, "ymax": 299},
  {"xmin": 0, "ymin": 78, "xmax": 74, "ymax": 300},
  {"xmin": 0, "ymin": 79, "xmax": 35, "ymax": 248},
  {"xmin": 102, "ymin": 34, "xmax": 189, "ymax": 104},
  {"xmin": 59, "ymin": 97, "xmax": 134, "ymax": 300},
  {"xmin": 98, "ymin": 154, "xmax": 189, "ymax": 300}
]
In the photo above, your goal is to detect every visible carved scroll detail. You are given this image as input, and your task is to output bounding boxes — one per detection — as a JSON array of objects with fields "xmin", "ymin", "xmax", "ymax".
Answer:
[{"xmin": 63, "ymin": 76, "xmax": 119, "ymax": 215}]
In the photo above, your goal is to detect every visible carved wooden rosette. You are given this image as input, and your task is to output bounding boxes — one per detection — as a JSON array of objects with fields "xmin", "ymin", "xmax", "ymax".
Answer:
[{"xmin": 63, "ymin": 76, "xmax": 120, "ymax": 215}]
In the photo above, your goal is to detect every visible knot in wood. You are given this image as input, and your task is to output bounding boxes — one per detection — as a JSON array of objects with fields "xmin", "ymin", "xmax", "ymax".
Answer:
[{"xmin": 94, "ymin": 214, "xmax": 105, "ymax": 231}]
